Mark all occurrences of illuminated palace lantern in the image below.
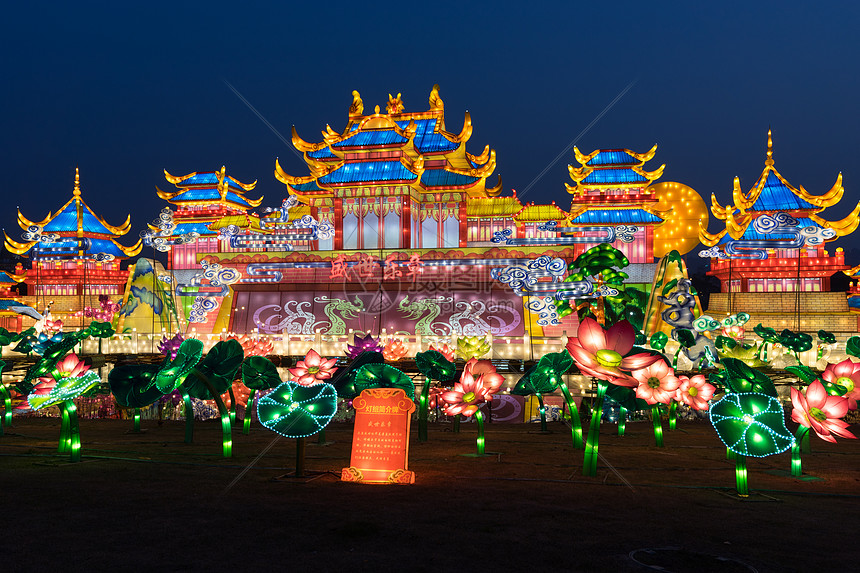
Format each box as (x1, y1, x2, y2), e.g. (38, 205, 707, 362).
(199, 85, 585, 344)
(4, 169, 142, 328)
(699, 130, 860, 332)
(0, 270, 28, 330)
(565, 146, 670, 286)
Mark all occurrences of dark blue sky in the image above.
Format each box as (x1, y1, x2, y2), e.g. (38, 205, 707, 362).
(3, 1, 859, 268)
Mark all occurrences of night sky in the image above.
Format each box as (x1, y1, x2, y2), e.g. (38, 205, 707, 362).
(3, 2, 859, 271)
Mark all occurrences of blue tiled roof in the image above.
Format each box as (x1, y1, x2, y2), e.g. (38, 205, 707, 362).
(580, 168, 647, 185)
(750, 171, 816, 211)
(172, 222, 217, 236)
(43, 201, 118, 235)
(718, 217, 820, 243)
(320, 161, 418, 184)
(308, 147, 337, 159)
(291, 180, 325, 192)
(395, 119, 458, 154)
(333, 130, 408, 148)
(0, 299, 35, 312)
(171, 188, 252, 207)
(420, 169, 480, 188)
(570, 208, 663, 225)
(177, 173, 249, 191)
(0, 271, 19, 284)
(586, 150, 639, 167)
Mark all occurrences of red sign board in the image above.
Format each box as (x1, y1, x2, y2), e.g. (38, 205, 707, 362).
(342, 388, 415, 484)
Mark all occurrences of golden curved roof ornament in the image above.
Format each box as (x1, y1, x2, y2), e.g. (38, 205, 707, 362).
(291, 126, 326, 153)
(632, 163, 665, 182)
(115, 237, 143, 257)
(567, 164, 590, 184)
(731, 176, 751, 214)
(798, 172, 844, 208)
(3, 232, 37, 255)
(485, 174, 503, 197)
(698, 221, 727, 247)
(448, 150, 496, 178)
(275, 158, 317, 186)
(810, 200, 860, 236)
(726, 210, 752, 240)
(17, 208, 52, 230)
(429, 84, 444, 110)
(386, 93, 404, 114)
(215, 166, 229, 201)
(572, 146, 598, 166)
(441, 111, 472, 144)
(630, 144, 658, 163)
(349, 90, 363, 116)
(467, 144, 491, 165)
(91, 209, 132, 235)
(400, 154, 424, 177)
(164, 169, 196, 185)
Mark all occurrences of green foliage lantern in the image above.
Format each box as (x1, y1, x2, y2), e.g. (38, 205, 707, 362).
(257, 381, 338, 438)
(710, 393, 793, 458)
(354, 363, 415, 399)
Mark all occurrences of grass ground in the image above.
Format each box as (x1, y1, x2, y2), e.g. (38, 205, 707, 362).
(2, 417, 859, 572)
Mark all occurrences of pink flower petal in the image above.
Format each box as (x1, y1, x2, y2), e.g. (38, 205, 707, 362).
(605, 320, 635, 355)
(576, 318, 607, 354)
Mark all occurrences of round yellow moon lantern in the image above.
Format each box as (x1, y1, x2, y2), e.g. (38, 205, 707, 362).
(650, 181, 708, 257)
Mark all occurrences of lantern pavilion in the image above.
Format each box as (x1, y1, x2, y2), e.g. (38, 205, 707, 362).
(197, 86, 581, 340)
(699, 130, 859, 293)
(0, 270, 27, 331)
(3, 169, 142, 327)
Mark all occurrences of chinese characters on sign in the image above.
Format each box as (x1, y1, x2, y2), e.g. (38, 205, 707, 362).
(342, 388, 416, 484)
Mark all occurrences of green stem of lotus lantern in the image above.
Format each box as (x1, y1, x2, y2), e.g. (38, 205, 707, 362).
(182, 393, 193, 443)
(537, 392, 547, 432)
(791, 426, 809, 477)
(651, 405, 664, 447)
(228, 387, 237, 424)
(65, 400, 81, 463)
(295, 436, 306, 477)
(133, 407, 141, 432)
(317, 428, 326, 445)
(59, 403, 70, 453)
(726, 446, 735, 460)
(474, 409, 486, 455)
(243, 390, 256, 435)
(618, 406, 627, 437)
(735, 454, 749, 496)
(0, 384, 12, 428)
(453, 414, 460, 433)
(801, 425, 811, 454)
(668, 401, 677, 431)
(583, 381, 607, 476)
(192, 369, 232, 458)
(672, 348, 681, 369)
(558, 383, 583, 449)
(418, 380, 430, 442)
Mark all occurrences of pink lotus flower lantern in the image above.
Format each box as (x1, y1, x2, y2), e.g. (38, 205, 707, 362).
(675, 374, 716, 410)
(428, 343, 455, 362)
(791, 380, 857, 443)
(383, 339, 408, 361)
(565, 318, 661, 385)
(221, 333, 274, 357)
(821, 359, 860, 409)
(289, 349, 338, 386)
(441, 359, 503, 417)
(630, 360, 681, 405)
(26, 353, 91, 409)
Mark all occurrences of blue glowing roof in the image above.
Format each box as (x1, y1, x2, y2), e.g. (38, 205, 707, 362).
(172, 222, 217, 236)
(333, 130, 408, 148)
(320, 161, 417, 184)
(0, 272, 19, 284)
(750, 171, 816, 211)
(43, 200, 119, 235)
(420, 169, 480, 188)
(718, 217, 820, 243)
(171, 188, 252, 207)
(307, 147, 337, 159)
(580, 168, 647, 185)
(586, 150, 639, 167)
(291, 180, 325, 192)
(177, 173, 249, 191)
(395, 119, 458, 154)
(569, 209, 663, 225)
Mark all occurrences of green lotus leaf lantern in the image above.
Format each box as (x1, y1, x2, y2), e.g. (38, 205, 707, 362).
(817, 330, 836, 344)
(753, 324, 781, 344)
(329, 351, 384, 399)
(845, 336, 860, 359)
(182, 339, 244, 399)
(649, 331, 668, 351)
(151, 338, 204, 394)
(28, 371, 101, 411)
(109, 364, 165, 408)
(415, 350, 455, 382)
(242, 356, 282, 390)
(83, 320, 116, 339)
(720, 357, 778, 397)
(710, 392, 793, 458)
(354, 363, 415, 399)
(257, 381, 338, 438)
(779, 329, 813, 353)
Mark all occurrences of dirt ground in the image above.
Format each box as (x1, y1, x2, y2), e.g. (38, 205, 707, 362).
(2, 417, 859, 572)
